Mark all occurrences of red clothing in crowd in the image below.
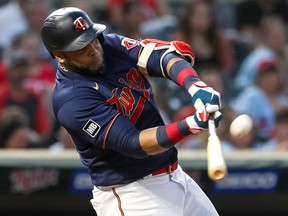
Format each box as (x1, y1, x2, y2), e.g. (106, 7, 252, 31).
(0, 85, 51, 135)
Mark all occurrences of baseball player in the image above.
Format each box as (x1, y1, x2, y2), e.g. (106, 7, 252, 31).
(41, 7, 222, 216)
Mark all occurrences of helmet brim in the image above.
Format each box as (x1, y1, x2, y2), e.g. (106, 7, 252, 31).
(61, 23, 106, 52)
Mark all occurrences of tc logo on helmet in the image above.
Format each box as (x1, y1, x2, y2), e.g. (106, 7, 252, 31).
(74, 17, 87, 30)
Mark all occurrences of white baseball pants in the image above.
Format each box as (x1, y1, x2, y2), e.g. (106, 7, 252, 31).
(91, 165, 219, 216)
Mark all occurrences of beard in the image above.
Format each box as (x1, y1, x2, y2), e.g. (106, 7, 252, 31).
(63, 56, 104, 76)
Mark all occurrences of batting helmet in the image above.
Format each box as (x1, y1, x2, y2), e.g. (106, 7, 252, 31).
(41, 7, 106, 57)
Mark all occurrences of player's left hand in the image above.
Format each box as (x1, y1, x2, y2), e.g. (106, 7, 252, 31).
(186, 104, 222, 133)
(188, 81, 221, 111)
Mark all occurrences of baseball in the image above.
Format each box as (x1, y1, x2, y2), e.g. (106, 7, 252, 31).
(229, 114, 253, 137)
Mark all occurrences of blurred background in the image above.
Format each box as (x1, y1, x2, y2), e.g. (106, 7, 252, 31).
(0, 0, 288, 215)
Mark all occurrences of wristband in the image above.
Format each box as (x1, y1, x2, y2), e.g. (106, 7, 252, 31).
(156, 120, 191, 149)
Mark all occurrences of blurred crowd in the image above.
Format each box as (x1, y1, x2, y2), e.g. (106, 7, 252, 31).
(0, 0, 288, 152)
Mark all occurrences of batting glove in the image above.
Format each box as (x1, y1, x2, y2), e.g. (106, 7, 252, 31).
(188, 81, 221, 111)
(185, 104, 222, 133)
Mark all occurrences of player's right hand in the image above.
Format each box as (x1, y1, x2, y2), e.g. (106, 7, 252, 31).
(188, 81, 221, 111)
(185, 105, 222, 133)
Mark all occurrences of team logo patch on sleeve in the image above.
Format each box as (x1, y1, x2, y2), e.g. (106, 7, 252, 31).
(121, 37, 139, 50)
(83, 119, 101, 138)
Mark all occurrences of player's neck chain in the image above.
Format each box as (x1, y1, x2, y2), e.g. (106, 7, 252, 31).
(60, 64, 68, 72)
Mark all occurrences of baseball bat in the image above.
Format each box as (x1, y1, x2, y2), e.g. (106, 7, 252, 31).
(207, 115, 227, 181)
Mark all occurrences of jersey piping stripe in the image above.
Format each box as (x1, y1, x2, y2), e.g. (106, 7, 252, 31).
(102, 113, 121, 149)
(112, 188, 125, 216)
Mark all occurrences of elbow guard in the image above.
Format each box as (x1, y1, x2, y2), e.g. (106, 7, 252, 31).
(137, 39, 195, 77)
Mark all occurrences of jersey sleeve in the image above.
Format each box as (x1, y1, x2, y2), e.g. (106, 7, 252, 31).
(56, 94, 147, 158)
(103, 34, 194, 79)
(102, 33, 143, 64)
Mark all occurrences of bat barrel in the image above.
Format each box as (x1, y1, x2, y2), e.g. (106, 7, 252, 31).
(207, 116, 227, 181)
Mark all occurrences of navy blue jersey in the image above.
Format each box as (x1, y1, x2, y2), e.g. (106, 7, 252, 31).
(53, 33, 178, 186)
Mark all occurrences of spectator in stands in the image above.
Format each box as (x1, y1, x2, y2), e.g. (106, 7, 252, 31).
(0, 60, 7, 87)
(2, 31, 57, 124)
(0, 50, 52, 136)
(62, 0, 96, 19)
(102, 0, 171, 33)
(154, 76, 191, 120)
(212, 0, 237, 31)
(219, 107, 276, 152)
(6, 31, 56, 93)
(148, 78, 172, 123)
(101, 0, 127, 33)
(216, 105, 237, 148)
(48, 126, 75, 152)
(272, 106, 288, 151)
(197, 64, 228, 102)
(0, 106, 40, 148)
(0, 0, 52, 58)
(21, 0, 51, 33)
(154, 0, 235, 118)
(105, 0, 176, 40)
(230, 59, 288, 143)
(0, 0, 56, 93)
(222, 119, 275, 151)
(118, 0, 144, 39)
(20, 0, 53, 60)
(234, 16, 288, 91)
(140, 0, 178, 40)
(235, 0, 288, 50)
(0, 0, 27, 52)
(171, 0, 235, 74)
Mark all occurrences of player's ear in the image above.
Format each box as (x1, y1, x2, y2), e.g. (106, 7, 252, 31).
(53, 51, 65, 64)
